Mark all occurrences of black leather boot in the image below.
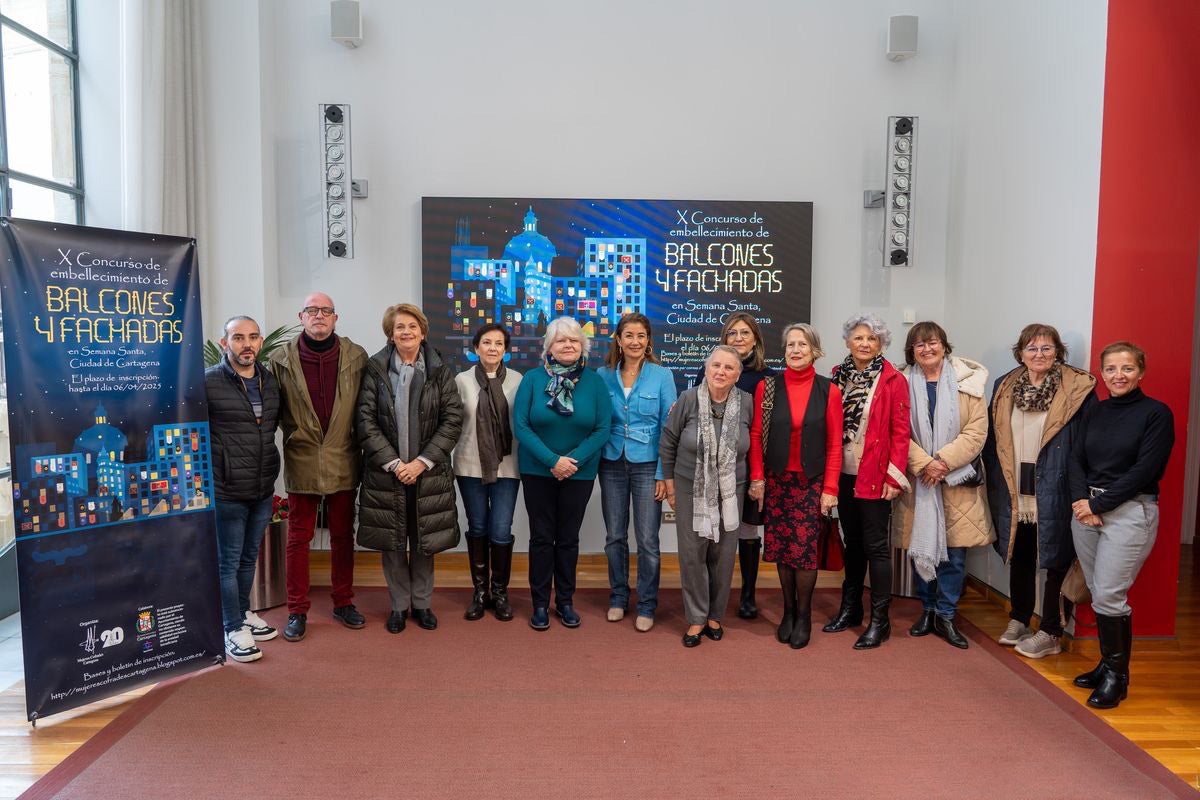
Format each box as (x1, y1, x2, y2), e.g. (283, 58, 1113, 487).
(933, 615, 970, 649)
(1073, 658, 1107, 689)
(737, 539, 762, 619)
(489, 541, 515, 621)
(464, 536, 490, 621)
(776, 565, 797, 644)
(910, 609, 936, 637)
(822, 582, 864, 633)
(789, 569, 818, 650)
(853, 595, 891, 650)
(1088, 613, 1131, 709)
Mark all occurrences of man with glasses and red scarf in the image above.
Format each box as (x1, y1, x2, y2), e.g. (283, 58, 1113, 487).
(269, 292, 369, 642)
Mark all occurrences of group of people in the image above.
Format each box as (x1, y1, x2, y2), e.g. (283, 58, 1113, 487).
(205, 297, 1174, 711)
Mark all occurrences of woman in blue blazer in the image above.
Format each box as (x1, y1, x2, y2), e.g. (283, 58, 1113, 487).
(596, 313, 678, 632)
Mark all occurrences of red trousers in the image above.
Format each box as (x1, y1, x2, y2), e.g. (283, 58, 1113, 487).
(286, 489, 357, 614)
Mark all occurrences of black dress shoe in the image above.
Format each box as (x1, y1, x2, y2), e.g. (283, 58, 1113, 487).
(910, 609, 936, 637)
(411, 608, 438, 630)
(554, 604, 581, 628)
(934, 615, 970, 649)
(703, 624, 724, 641)
(283, 613, 306, 642)
(333, 604, 366, 629)
(386, 610, 407, 634)
(682, 630, 704, 648)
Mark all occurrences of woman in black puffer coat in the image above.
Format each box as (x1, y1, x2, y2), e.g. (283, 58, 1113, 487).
(357, 303, 463, 634)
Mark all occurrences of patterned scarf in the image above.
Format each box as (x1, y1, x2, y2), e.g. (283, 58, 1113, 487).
(543, 355, 586, 416)
(833, 353, 885, 444)
(693, 384, 742, 542)
(1012, 364, 1061, 412)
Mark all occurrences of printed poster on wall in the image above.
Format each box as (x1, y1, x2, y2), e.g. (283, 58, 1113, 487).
(0, 218, 223, 721)
(422, 198, 813, 386)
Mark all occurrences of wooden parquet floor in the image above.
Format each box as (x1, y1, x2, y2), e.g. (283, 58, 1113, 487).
(0, 546, 1195, 798)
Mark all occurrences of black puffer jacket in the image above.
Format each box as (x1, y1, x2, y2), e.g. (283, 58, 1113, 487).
(356, 341, 463, 554)
(204, 359, 281, 502)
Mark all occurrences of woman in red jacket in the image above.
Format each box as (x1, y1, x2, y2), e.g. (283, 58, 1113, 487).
(748, 323, 843, 650)
(823, 313, 912, 649)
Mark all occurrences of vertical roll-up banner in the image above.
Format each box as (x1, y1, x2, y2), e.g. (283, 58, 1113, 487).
(0, 219, 223, 722)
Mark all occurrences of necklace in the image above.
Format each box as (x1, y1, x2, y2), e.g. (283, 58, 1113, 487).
(710, 400, 727, 419)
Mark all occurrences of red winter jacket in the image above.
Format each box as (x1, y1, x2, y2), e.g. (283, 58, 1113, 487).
(832, 360, 912, 500)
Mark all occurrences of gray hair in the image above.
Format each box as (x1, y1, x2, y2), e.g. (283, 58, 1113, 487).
(222, 315, 259, 337)
(541, 316, 591, 359)
(781, 322, 825, 360)
(842, 312, 892, 350)
(704, 344, 744, 372)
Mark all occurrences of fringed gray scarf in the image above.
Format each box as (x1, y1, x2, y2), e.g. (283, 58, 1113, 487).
(693, 384, 742, 542)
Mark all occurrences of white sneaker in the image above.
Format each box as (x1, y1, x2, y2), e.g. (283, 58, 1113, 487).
(244, 611, 278, 641)
(998, 619, 1033, 646)
(607, 607, 625, 622)
(1015, 629, 1062, 659)
(225, 626, 263, 663)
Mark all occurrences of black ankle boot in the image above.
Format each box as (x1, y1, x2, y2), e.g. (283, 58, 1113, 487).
(489, 541, 514, 621)
(823, 583, 864, 633)
(789, 569, 818, 650)
(776, 564, 797, 643)
(737, 539, 762, 619)
(910, 609, 936, 637)
(464, 536, 490, 621)
(854, 596, 891, 649)
(1088, 613, 1131, 709)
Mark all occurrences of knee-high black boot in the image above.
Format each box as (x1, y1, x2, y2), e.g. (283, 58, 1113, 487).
(737, 539, 762, 619)
(489, 541, 514, 621)
(790, 569, 818, 650)
(854, 595, 891, 650)
(1088, 613, 1131, 709)
(776, 564, 797, 643)
(464, 536, 490, 621)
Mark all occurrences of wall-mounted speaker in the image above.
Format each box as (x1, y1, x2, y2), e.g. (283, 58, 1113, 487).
(321, 104, 353, 259)
(883, 115, 916, 267)
(887, 15, 918, 62)
(331, 1, 362, 49)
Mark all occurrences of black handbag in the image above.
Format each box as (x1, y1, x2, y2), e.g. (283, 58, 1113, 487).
(742, 377, 776, 526)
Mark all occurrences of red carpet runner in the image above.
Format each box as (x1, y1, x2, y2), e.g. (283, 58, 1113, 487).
(22, 588, 1195, 799)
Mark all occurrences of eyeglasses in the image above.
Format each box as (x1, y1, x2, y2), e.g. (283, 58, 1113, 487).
(303, 306, 336, 317)
(725, 329, 754, 341)
(913, 339, 942, 351)
(1023, 345, 1055, 356)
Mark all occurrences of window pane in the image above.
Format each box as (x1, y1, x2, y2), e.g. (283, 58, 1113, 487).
(9, 178, 76, 223)
(2, 25, 76, 185)
(0, 0, 71, 50)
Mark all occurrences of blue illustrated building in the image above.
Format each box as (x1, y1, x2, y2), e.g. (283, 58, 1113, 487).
(443, 206, 647, 356)
(12, 404, 213, 537)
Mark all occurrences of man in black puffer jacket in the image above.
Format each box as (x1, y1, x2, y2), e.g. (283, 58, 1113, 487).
(205, 316, 282, 663)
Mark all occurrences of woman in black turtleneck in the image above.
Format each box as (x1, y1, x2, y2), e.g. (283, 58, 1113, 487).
(1068, 341, 1174, 710)
(692, 312, 775, 619)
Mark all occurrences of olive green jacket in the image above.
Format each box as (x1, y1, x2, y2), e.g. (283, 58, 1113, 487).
(268, 334, 368, 495)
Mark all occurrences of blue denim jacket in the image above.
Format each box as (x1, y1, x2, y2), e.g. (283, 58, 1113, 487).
(596, 362, 678, 479)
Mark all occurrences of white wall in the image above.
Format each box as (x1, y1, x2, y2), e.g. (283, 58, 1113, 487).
(78, 0, 1110, 566)
(944, 4, 1108, 589)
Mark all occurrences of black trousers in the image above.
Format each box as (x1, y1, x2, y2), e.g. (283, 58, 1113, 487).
(522, 474, 595, 609)
(1009, 522, 1069, 636)
(837, 473, 893, 601)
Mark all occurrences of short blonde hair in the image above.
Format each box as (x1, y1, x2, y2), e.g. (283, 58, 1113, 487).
(382, 303, 428, 340)
(542, 317, 591, 359)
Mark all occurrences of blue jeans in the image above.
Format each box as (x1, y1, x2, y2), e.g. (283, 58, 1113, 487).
(456, 476, 519, 545)
(215, 496, 274, 633)
(598, 457, 661, 617)
(914, 546, 967, 619)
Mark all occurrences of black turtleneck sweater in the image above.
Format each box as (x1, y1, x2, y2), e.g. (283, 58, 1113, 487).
(1069, 387, 1174, 515)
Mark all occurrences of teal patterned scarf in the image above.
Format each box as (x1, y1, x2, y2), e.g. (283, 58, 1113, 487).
(544, 355, 586, 416)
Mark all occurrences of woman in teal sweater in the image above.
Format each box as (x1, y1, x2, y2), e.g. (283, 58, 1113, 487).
(514, 317, 612, 630)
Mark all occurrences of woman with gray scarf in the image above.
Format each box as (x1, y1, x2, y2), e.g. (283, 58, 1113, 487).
(357, 304, 463, 634)
(891, 322, 995, 649)
(660, 345, 752, 648)
(453, 323, 522, 622)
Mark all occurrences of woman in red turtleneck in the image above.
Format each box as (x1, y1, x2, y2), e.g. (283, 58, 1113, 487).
(748, 323, 843, 649)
